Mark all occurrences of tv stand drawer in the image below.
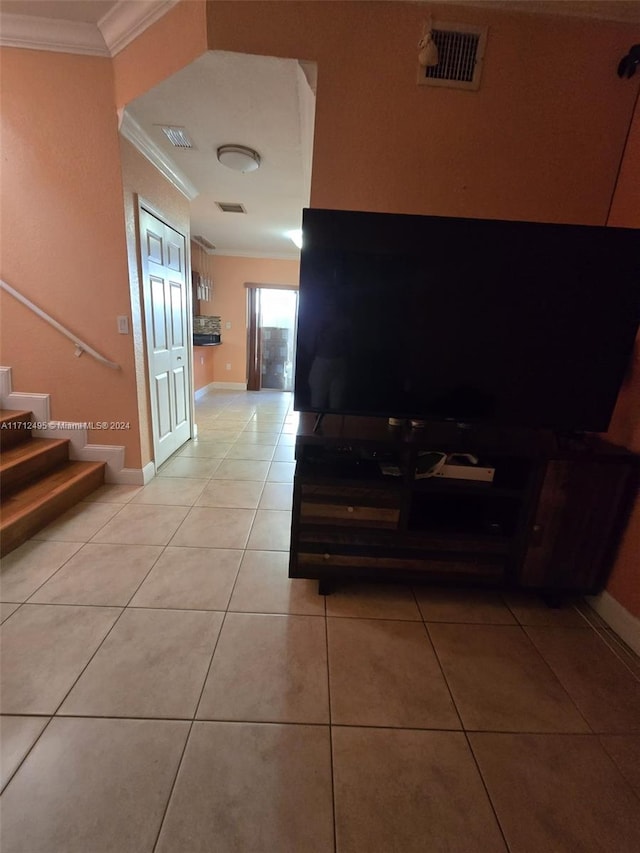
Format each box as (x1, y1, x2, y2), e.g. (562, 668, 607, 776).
(300, 502, 399, 527)
(295, 551, 505, 581)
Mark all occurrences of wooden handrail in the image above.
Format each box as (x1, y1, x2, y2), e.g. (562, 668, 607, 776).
(0, 279, 120, 370)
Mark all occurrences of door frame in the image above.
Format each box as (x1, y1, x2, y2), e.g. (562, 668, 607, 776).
(136, 197, 195, 470)
(245, 282, 299, 392)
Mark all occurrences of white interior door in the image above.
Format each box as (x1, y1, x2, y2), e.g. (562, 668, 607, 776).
(139, 207, 192, 467)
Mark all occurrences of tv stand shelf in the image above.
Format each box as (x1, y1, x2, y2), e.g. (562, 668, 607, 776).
(289, 414, 638, 595)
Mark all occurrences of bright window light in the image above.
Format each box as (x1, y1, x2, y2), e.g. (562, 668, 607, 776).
(286, 229, 303, 249)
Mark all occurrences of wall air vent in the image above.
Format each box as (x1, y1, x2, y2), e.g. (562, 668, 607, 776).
(216, 202, 247, 214)
(193, 235, 216, 252)
(418, 22, 488, 91)
(159, 126, 194, 148)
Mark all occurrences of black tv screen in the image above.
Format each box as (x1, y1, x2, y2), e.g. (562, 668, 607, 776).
(294, 208, 640, 431)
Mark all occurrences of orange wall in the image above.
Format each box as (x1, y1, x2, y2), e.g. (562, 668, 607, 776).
(119, 136, 192, 465)
(207, 1, 640, 225)
(208, 256, 300, 383)
(194, 346, 216, 391)
(604, 97, 640, 618)
(113, 0, 207, 108)
(0, 48, 142, 467)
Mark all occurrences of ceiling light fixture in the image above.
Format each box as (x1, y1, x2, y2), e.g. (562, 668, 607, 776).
(217, 145, 261, 173)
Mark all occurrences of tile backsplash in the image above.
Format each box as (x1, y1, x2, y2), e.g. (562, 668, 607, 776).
(194, 315, 222, 334)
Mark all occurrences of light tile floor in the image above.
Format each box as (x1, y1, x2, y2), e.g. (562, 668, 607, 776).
(1, 390, 640, 852)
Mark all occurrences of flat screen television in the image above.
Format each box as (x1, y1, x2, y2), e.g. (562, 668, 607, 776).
(293, 208, 640, 431)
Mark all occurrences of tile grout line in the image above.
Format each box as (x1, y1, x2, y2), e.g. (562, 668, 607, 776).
(150, 543, 246, 852)
(5, 711, 640, 738)
(0, 714, 56, 795)
(0, 563, 162, 793)
(463, 730, 513, 852)
(323, 591, 339, 853)
(417, 600, 513, 852)
(517, 623, 595, 733)
(45, 539, 171, 715)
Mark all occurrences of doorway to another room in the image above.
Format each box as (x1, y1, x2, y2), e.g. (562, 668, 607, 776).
(247, 286, 298, 392)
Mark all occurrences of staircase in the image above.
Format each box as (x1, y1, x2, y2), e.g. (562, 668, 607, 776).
(0, 409, 105, 557)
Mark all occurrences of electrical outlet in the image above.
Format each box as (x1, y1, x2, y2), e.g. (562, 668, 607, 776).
(225, 363, 231, 371)
(225, 321, 232, 330)
(117, 316, 129, 334)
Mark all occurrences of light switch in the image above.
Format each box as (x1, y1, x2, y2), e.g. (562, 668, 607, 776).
(117, 316, 129, 334)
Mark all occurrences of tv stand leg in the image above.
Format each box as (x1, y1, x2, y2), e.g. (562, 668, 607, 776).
(318, 578, 333, 596)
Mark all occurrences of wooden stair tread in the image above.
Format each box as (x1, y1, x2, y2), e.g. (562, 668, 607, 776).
(0, 408, 32, 423)
(1, 437, 70, 471)
(0, 409, 35, 449)
(1, 460, 106, 556)
(1, 460, 105, 522)
(0, 408, 106, 556)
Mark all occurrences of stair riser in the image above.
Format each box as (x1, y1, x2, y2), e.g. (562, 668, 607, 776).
(2, 443, 70, 494)
(0, 465, 105, 557)
(0, 420, 32, 450)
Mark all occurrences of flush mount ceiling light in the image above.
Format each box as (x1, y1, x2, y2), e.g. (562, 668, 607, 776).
(216, 145, 261, 173)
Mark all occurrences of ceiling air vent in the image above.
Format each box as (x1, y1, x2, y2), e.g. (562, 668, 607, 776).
(159, 126, 194, 148)
(216, 202, 247, 214)
(418, 22, 488, 91)
(193, 235, 216, 252)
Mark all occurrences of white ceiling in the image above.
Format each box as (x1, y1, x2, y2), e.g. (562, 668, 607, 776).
(124, 50, 316, 259)
(1, 0, 118, 24)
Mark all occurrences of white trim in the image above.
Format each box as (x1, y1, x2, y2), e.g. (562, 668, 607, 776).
(110, 461, 156, 486)
(0, 1, 177, 58)
(2, 392, 51, 423)
(211, 381, 248, 390)
(31, 423, 125, 482)
(0, 13, 109, 56)
(195, 381, 219, 401)
(120, 113, 199, 201)
(214, 249, 300, 261)
(586, 590, 640, 657)
(98, 0, 179, 57)
(0, 369, 52, 423)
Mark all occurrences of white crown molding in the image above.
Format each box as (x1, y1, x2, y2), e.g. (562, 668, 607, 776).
(98, 0, 179, 57)
(213, 249, 300, 261)
(0, 1, 177, 58)
(0, 13, 109, 56)
(120, 111, 199, 201)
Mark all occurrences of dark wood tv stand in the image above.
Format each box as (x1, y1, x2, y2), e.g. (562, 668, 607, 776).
(289, 414, 638, 597)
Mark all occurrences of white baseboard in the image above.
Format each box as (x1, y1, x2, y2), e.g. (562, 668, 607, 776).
(0, 367, 50, 422)
(33, 423, 126, 481)
(194, 381, 218, 400)
(585, 591, 640, 657)
(210, 381, 247, 390)
(110, 461, 156, 485)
